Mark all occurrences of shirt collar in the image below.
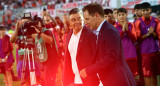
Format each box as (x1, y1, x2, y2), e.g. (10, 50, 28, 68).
(141, 16, 152, 21)
(73, 27, 83, 37)
(96, 20, 105, 32)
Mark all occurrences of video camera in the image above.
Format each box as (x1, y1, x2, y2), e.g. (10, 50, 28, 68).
(17, 13, 42, 49)
(18, 13, 41, 36)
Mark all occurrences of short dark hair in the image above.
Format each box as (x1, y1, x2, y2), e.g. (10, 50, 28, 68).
(134, 4, 142, 10)
(55, 16, 60, 19)
(69, 8, 82, 16)
(0, 25, 5, 30)
(113, 9, 118, 11)
(141, 2, 151, 9)
(104, 9, 113, 15)
(117, 8, 127, 14)
(33, 15, 44, 27)
(82, 3, 104, 17)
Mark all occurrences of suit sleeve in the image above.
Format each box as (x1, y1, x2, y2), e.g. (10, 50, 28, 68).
(86, 27, 121, 74)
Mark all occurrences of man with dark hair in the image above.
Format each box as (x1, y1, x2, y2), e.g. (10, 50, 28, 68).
(115, 8, 138, 77)
(134, 4, 143, 19)
(117, 8, 127, 14)
(80, 3, 136, 86)
(104, 9, 115, 25)
(135, 2, 160, 86)
(63, 8, 99, 86)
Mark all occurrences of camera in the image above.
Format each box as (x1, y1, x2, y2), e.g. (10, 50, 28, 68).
(17, 13, 42, 49)
(18, 13, 41, 36)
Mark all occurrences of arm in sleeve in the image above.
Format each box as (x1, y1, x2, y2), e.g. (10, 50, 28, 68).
(114, 25, 125, 38)
(86, 28, 120, 74)
(41, 30, 54, 44)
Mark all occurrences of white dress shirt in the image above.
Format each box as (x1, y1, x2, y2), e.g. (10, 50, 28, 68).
(96, 20, 105, 36)
(68, 28, 83, 84)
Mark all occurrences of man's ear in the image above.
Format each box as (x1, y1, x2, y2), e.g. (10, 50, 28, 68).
(149, 8, 152, 13)
(95, 12, 100, 18)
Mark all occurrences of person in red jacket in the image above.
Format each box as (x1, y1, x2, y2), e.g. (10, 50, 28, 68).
(0, 25, 14, 86)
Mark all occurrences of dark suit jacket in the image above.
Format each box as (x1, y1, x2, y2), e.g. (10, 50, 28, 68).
(86, 21, 136, 86)
(63, 26, 99, 86)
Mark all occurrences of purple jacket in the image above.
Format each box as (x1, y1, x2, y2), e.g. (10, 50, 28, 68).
(0, 35, 14, 63)
(115, 22, 137, 59)
(139, 17, 159, 53)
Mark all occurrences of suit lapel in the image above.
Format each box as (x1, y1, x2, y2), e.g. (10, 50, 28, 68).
(76, 27, 87, 57)
(65, 30, 73, 52)
(96, 21, 107, 50)
(92, 21, 107, 63)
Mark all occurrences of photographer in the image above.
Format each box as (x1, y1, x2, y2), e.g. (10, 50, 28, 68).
(10, 15, 60, 86)
(10, 17, 42, 86)
(31, 16, 60, 86)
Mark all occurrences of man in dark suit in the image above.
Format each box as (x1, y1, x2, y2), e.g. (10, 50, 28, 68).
(80, 3, 136, 86)
(63, 8, 99, 86)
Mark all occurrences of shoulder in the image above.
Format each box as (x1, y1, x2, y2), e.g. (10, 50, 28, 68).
(65, 30, 73, 41)
(83, 26, 94, 35)
(83, 26, 97, 39)
(43, 29, 52, 35)
(101, 22, 120, 37)
(3, 35, 10, 40)
(154, 17, 160, 23)
(134, 19, 141, 27)
(104, 21, 118, 32)
(135, 19, 141, 23)
(5, 35, 10, 38)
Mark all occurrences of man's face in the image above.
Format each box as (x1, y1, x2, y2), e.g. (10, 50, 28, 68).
(63, 15, 69, 23)
(117, 12, 127, 22)
(83, 10, 97, 30)
(44, 16, 51, 23)
(104, 13, 113, 23)
(142, 8, 151, 18)
(69, 13, 83, 31)
(113, 10, 117, 19)
(0, 29, 6, 36)
(134, 9, 142, 17)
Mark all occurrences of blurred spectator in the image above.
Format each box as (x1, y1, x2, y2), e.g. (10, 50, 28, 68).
(113, 8, 118, 21)
(55, 16, 64, 40)
(134, 4, 143, 19)
(157, 11, 160, 19)
(104, 9, 115, 25)
(62, 14, 70, 33)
